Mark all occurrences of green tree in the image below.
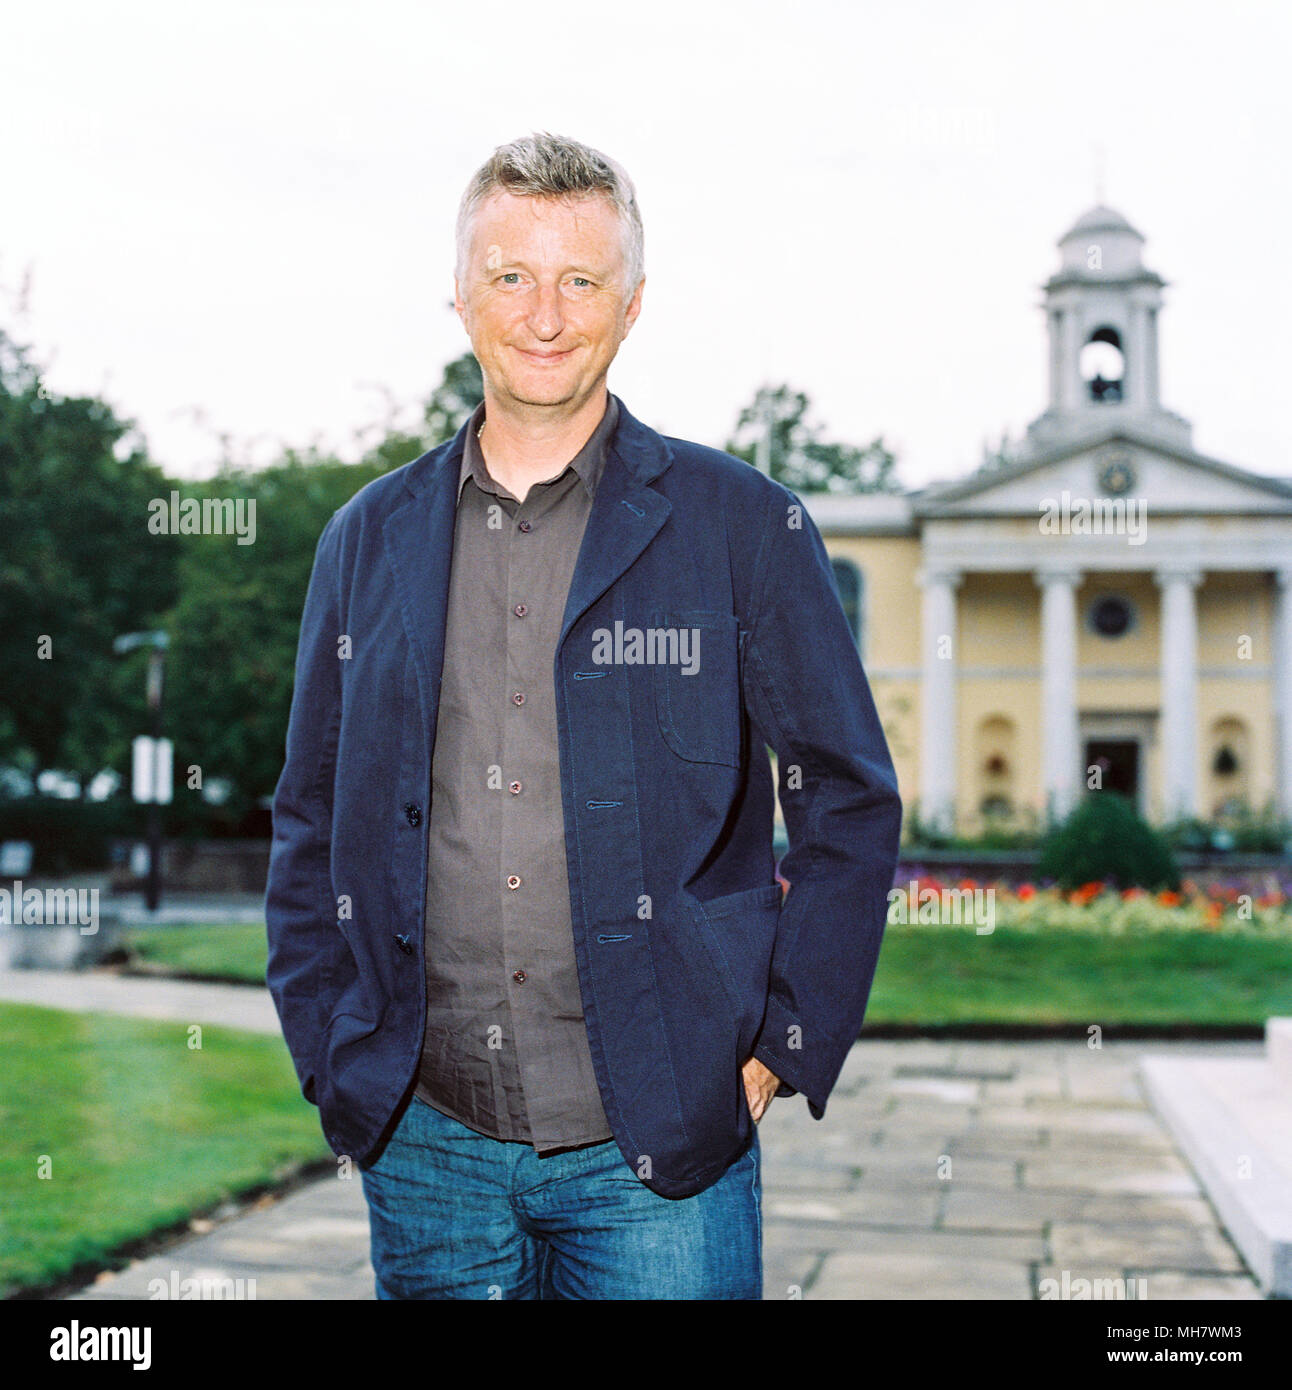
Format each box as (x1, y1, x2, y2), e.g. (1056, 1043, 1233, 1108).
(162, 453, 388, 823)
(726, 383, 899, 493)
(164, 351, 485, 815)
(0, 326, 179, 789)
(359, 351, 484, 471)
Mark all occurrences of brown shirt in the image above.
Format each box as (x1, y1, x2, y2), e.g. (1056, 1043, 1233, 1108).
(413, 391, 620, 1151)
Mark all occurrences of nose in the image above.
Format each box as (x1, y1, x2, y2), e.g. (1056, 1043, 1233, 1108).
(526, 281, 564, 341)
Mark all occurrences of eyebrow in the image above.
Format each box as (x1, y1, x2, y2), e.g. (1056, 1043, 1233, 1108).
(488, 260, 608, 278)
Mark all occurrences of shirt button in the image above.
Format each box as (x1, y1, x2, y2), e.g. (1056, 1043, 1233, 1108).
(512, 692, 525, 706)
(513, 969, 527, 984)
(506, 874, 521, 890)
(509, 781, 522, 795)
(403, 803, 421, 826)
(518, 520, 532, 533)
(513, 604, 528, 617)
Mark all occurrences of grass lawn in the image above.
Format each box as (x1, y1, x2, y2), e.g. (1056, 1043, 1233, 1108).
(866, 925, 1292, 1026)
(126, 922, 268, 984)
(0, 1002, 330, 1297)
(127, 919, 1292, 1028)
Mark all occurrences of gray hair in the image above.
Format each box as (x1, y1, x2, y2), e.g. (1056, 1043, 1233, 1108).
(454, 131, 644, 294)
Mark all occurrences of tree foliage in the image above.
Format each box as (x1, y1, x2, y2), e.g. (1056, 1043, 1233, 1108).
(726, 383, 899, 493)
(163, 353, 483, 818)
(0, 327, 179, 787)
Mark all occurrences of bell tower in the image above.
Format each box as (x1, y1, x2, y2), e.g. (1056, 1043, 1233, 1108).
(1026, 205, 1192, 451)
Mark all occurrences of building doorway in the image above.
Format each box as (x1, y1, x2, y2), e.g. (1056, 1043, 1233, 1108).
(1085, 738, 1140, 800)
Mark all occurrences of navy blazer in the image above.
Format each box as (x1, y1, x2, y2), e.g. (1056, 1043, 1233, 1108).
(265, 393, 902, 1198)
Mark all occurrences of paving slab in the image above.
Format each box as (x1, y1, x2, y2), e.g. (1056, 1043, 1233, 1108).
(813, 1251, 1031, 1300)
(1022, 1157, 1201, 1196)
(942, 1187, 1217, 1233)
(1049, 1220, 1248, 1273)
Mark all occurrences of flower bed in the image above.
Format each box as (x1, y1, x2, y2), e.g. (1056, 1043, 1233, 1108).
(891, 870, 1292, 934)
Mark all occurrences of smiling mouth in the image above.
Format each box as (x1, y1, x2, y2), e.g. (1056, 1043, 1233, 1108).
(516, 347, 573, 361)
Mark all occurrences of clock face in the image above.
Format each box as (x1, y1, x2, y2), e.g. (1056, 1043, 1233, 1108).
(1098, 452, 1136, 495)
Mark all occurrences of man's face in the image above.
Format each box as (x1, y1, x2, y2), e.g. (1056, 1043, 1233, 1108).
(455, 189, 643, 412)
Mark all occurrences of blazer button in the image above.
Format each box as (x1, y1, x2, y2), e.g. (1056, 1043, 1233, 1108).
(394, 933, 414, 955)
(404, 802, 421, 826)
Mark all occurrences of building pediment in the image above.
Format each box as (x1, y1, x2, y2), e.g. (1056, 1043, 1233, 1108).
(912, 425, 1292, 520)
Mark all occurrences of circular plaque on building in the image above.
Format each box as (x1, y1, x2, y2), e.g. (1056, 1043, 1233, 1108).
(1098, 450, 1136, 495)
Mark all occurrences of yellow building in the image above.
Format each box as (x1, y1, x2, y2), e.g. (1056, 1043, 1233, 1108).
(804, 206, 1292, 836)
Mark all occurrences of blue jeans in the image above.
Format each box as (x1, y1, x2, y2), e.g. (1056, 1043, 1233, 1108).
(358, 1095, 762, 1299)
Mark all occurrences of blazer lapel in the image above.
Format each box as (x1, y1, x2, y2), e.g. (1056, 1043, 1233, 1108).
(559, 394, 674, 648)
(381, 418, 469, 739)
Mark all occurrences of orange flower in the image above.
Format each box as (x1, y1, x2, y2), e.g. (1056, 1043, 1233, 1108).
(1156, 890, 1182, 907)
(1017, 883, 1036, 900)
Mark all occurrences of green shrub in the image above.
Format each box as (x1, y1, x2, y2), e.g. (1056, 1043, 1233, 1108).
(1038, 791, 1180, 892)
(0, 797, 132, 873)
(0, 793, 264, 874)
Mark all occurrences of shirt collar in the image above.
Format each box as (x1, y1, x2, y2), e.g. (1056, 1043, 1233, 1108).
(457, 391, 619, 503)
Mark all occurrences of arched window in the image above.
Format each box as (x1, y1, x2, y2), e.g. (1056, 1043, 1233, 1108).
(830, 557, 864, 654)
(1081, 325, 1125, 403)
(1208, 716, 1250, 818)
(976, 715, 1017, 826)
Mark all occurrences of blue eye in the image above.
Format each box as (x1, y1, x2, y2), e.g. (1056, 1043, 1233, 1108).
(501, 273, 520, 284)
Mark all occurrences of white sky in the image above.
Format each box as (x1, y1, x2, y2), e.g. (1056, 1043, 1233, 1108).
(4, 0, 1289, 487)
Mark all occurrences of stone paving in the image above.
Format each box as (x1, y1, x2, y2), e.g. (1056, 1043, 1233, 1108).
(0, 967, 277, 1033)
(0, 969, 1265, 1300)
(757, 1038, 1263, 1300)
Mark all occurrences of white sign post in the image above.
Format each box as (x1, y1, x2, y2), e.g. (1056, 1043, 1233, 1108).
(131, 736, 174, 805)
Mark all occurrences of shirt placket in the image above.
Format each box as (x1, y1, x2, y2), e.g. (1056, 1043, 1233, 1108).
(500, 490, 550, 1138)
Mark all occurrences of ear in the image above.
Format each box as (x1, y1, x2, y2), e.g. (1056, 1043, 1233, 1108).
(622, 275, 645, 336)
(453, 277, 467, 325)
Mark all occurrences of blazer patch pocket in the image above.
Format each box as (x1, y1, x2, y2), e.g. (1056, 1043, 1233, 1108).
(651, 608, 741, 767)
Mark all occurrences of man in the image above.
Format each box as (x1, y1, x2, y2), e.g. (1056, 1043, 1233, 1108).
(265, 131, 902, 1300)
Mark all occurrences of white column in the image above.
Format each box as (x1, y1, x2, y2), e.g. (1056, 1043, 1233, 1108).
(1048, 310, 1063, 409)
(1037, 567, 1082, 824)
(1155, 566, 1203, 820)
(1060, 308, 1083, 411)
(1275, 567, 1292, 822)
(1145, 306, 1161, 408)
(918, 566, 963, 834)
(1126, 299, 1149, 408)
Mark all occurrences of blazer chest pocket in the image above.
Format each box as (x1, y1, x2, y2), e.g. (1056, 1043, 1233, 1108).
(651, 608, 741, 767)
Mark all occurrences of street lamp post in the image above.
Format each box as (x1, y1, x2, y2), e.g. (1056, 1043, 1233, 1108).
(114, 631, 170, 912)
